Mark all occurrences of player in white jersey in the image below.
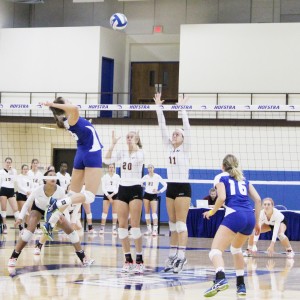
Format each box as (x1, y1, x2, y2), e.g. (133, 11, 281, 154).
(16, 164, 32, 230)
(100, 164, 120, 235)
(8, 170, 94, 267)
(27, 158, 44, 233)
(41, 98, 102, 240)
(153, 93, 191, 273)
(56, 161, 71, 193)
(141, 164, 167, 236)
(0, 157, 19, 234)
(105, 130, 145, 273)
(245, 197, 294, 258)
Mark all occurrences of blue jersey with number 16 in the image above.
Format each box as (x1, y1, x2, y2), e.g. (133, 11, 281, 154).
(214, 172, 253, 211)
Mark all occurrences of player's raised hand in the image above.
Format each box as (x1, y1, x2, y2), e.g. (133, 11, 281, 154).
(153, 93, 164, 105)
(178, 94, 189, 105)
(112, 130, 121, 145)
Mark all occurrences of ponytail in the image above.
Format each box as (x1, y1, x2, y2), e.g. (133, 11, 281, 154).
(50, 97, 66, 128)
(222, 154, 244, 181)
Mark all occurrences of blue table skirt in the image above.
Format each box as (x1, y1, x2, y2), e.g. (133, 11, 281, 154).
(187, 208, 300, 241)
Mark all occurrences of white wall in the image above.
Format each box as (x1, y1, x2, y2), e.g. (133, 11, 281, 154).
(179, 23, 300, 93)
(0, 27, 101, 93)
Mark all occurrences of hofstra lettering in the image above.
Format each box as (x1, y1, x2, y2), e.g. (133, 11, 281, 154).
(258, 105, 280, 110)
(214, 105, 236, 110)
(171, 105, 192, 110)
(10, 104, 29, 108)
(129, 105, 150, 109)
(88, 104, 108, 109)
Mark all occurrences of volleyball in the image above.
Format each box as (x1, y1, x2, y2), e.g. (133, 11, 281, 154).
(110, 13, 128, 30)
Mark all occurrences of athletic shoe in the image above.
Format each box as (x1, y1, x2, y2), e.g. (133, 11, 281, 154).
(99, 227, 105, 235)
(164, 255, 177, 272)
(173, 257, 187, 273)
(237, 283, 246, 296)
(133, 262, 145, 274)
(33, 247, 41, 255)
(82, 258, 95, 267)
(112, 228, 118, 235)
(3, 224, 7, 234)
(88, 228, 95, 234)
(152, 229, 158, 236)
(144, 229, 152, 236)
(121, 262, 134, 273)
(243, 249, 252, 257)
(42, 222, 54, 241)
(35, 228, 43, 235)
(45, 197, 58, 222)
(286, 250, 295, 259)
(8, 258, 17, 267)
(204, 278, 229, 297)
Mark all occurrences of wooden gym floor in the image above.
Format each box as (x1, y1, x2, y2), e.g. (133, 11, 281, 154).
(0, 220, 299, 300)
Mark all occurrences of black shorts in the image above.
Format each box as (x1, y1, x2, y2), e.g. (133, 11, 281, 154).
(0, 187, 15, 198)
(118, 185, 143, 204)
(16, 192, 27, 201)
(269, 218, 287, 230)
(166, 183, 191, 199)
(31, 201, 45, 216)
(143, 192, 158, 201)
(103, 192, 118, 201)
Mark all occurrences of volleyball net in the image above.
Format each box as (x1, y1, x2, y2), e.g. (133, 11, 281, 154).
(1, 102, 300, 208)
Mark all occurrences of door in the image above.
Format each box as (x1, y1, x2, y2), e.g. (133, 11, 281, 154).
(53, 148, 76, 174)
(130, 62, 179, 119)
(100, 57, 114, 118)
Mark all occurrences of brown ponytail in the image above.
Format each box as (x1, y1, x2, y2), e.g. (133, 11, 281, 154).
(50, 97, 66, 128)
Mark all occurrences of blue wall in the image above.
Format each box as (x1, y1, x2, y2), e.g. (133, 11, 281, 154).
(86, 168, 300, 223)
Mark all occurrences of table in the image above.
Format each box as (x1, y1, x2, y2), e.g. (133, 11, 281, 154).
(187, 208, 300, 241)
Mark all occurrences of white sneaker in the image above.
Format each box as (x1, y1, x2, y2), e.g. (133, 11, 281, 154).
(8, 258, 17, 267)
(88, 228, 95, 234)
(152, 230, 158, 236)
(3, 224, 7, 234)
(33, 247, 41, 255)
(173, 257, 187, 273)
(286, 250, 295, 259)
(82, 258, 95, 267)
(243, 249, 252, 257)
(121, 262, 134, 273)
(35, 228, 43, 235)
(112, 228, 118, 235)
(133, 262, 145, 274)
(144, 230, 152, 236)
(99, 227, 105, 235)
(164, 255, 177, 272)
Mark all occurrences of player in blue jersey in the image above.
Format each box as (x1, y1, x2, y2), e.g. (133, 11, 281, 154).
(202, 154, 261, 297)
(41, 97, 103, 239)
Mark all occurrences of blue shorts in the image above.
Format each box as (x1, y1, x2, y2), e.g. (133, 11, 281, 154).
(73, 149, 102, 170)
(221, 210, 255, 235)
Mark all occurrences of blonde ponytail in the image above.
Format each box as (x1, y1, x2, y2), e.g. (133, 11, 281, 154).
(222, 154, 244, 181)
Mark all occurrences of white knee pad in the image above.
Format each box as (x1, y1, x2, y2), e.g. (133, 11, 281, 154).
(101, 213, 107, 219)
(118, 228, 128, 239)
(20, 229, 33, 242)
(86, 213, 92, 220)
(176, 221, 187, 233)
(230, 245, 242, 255)
(209, 249, 222, 261)
(278, 233, 287, 241)
(145, 214, 151, 220)
(1, 211, 7, 218)
(112, 213, 118, 219)
(131, 227, 142, 239)
(152, 213, 158, 220)
(84, 190, 95, 204)
(68, 230, 80, 244)
(169, 221, 176, 232)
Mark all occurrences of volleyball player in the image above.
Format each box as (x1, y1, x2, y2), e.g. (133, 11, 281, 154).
(8, 170, 94, 267)
(202, 154, 261, 297)
(153, 93, 191, 273)
(105, 130, 145, 273)
(56, 162, 71, 193)
(141, 164, 167, 236)
(16, 164, 32, 230)
(28, 158, 44, 233)
(41, 97, 102, 239)
(0, 157, 19, 234)
(244, 197, 295, 258)
(100, 163, 120, 235)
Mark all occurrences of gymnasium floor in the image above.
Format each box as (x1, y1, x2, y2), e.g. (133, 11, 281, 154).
(0, 221, 299, 300)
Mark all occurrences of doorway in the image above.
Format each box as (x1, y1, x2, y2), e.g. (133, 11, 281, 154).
(53, 148, 76, 174)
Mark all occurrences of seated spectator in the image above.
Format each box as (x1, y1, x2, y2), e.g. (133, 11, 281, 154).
(203, 188, 217, 207)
